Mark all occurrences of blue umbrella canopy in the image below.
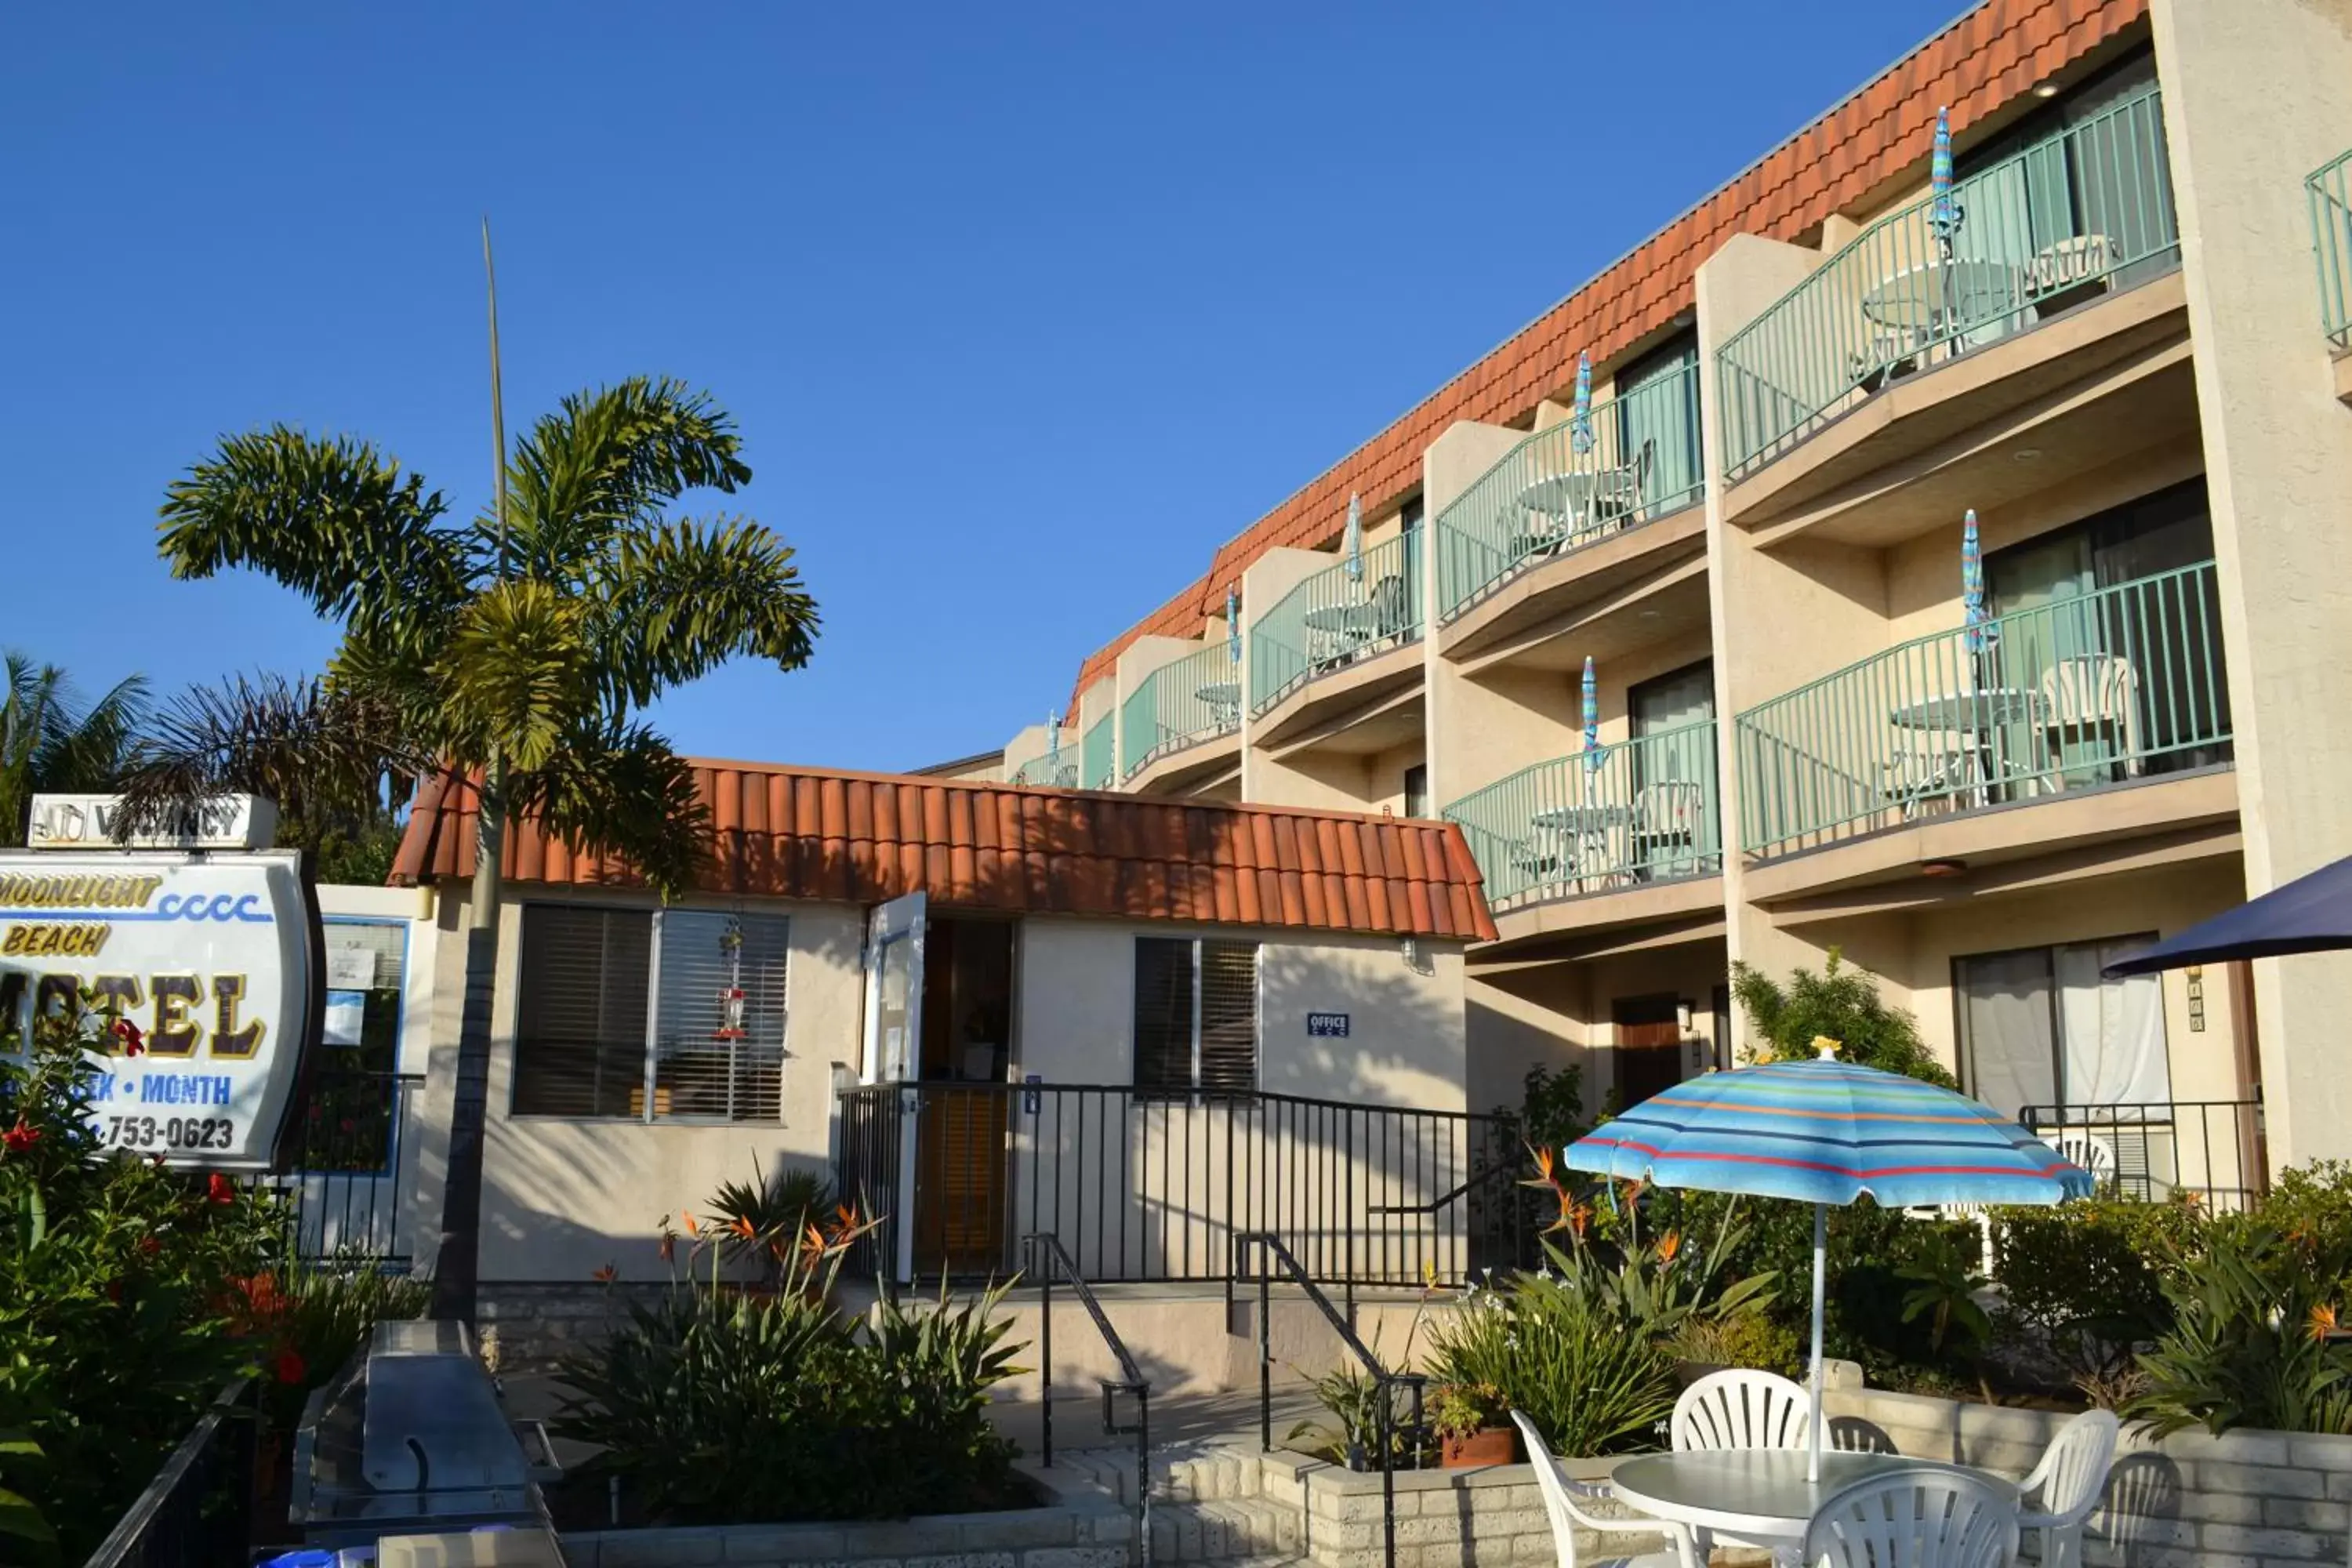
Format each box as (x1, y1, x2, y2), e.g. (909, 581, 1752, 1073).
(1570, 351, 1595, 456)
(1931, 105, 1960, 244)
(2107, 851, 2352, 973)
(1342, 492, 1364, 584)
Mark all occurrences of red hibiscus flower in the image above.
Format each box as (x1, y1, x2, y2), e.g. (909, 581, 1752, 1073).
(113, 1018, 145, 1057)
(137, 1234, 162, 1258)
(274, 1348, 307, 1385)
(207, 1173, 236, 1205)
(2, 1120, 38, 1154)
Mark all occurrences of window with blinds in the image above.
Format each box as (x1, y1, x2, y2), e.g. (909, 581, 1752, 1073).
(652, 911, 789, 1122)
(511, 905, 789, 1123)
(1132, 937, 1258, 1094)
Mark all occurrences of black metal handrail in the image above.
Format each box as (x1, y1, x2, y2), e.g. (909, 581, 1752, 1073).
(1025, 1232, 1152, 1568)
(1235, 1231, 1425, 1568)
(837, 1080, 1519, 1291)
(2016, 1095, 2264, 1211)
(81, 1378, 256, 1568)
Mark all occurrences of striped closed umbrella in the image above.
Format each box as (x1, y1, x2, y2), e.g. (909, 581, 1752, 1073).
(1566, 1047, 2089, 1480)
(1225, 584, 1242, 666)
(1343, 492, 1364, 584)
(1570, 351, 1595, 456)
(1931, 106, 1961, 245)
(1580, 655, 1600, 775)
(1962, 508, 1997, 653)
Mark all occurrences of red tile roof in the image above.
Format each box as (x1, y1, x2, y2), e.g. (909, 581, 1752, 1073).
(1069, 0, 2147, 710)
(389, 760, 1500, 942)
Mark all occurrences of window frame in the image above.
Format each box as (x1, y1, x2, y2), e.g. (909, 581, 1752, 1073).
(1951, 931, 2165, 1114)
(509, 901, 793, 1126)
(1131, 935, 1261, 1097)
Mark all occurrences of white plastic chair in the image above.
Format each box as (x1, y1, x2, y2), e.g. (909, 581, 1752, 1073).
(1804, 1468, 2020, 1568)
(2018, 1410, 2120, 1568)
(2042, 1131, 2118, 1188)
(1671, 1369, 1813, 1453)
(1509, 1411, 1698, 1568)
(2039, 654, 2141, 777)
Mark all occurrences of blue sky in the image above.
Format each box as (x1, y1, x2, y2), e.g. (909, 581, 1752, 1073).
(3, 3, 1959, 773)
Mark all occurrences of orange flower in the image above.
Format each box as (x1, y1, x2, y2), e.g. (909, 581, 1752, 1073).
(1619, 1178, 1648, 1208)
(591, 1262, 618, 1283)
(682, 1211, 700, 1237)
(731, 1214, 757, 1240)
(1657, 1230, 1682, 1265)
(1530, 1145, 1556, 1182)
(2310, 1303, 2340, 1344)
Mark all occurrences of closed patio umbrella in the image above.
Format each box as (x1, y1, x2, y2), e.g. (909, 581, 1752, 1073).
(1565, 1047, 2092, 1483)
(1581, 655, 1600, 775)
(1225, 585, 1242, 666)
(1571, 351, 1595, 456)
(1931, 105, 1961, 249)
(1962, 508, 1996, 652)
(1343, 492, 1364, 585)
(2105, 852, 2352, 973)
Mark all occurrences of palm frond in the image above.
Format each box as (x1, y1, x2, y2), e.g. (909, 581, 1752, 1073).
(499, 378, 752, 577)
(504, 720, 711, 902)
(433, 579, 593, 772)
(111, 672, 426, 837)
(36, 672, 150, 791)
(590, 516, 820, 708)
(158, 427, 475, 652)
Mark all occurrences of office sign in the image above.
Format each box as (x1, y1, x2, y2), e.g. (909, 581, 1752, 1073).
(0, 849, 318, 1171)
(1307, 1011, 1351, 1038)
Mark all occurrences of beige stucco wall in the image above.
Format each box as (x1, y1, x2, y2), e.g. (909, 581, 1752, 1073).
(2151, 0, 2352, 1167)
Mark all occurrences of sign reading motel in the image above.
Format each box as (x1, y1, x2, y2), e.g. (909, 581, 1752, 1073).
(1, 796, 318, 1171)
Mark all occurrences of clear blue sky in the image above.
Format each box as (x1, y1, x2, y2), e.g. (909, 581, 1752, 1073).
(3, 3, 1959, 773)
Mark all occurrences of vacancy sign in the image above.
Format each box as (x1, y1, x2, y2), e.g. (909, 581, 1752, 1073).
(0, 842, 317, 1171)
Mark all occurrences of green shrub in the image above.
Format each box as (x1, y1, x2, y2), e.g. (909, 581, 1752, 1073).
(1730, 951, 1955, 1087)
(1992, 1200, 2202, 1377)
(2132, 1218, 2352, 1436)
(1427, 1276, 1679, 1456)
(554, 1221, 1025, 1522)
(1664, 1311, 1805, 1380)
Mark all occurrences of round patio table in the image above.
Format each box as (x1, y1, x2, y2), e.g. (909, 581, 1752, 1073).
(1888, 688, 2042, 731)
(1611, 1450, 2019, 1561)
(1860, 258, 2024, 334)
(1530, 804, 1633, 836)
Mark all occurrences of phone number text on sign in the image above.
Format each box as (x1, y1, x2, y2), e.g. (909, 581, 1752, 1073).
(0, 850, 315, 1171)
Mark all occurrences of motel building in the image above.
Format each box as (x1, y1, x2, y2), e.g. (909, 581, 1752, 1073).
(336, 0, 2352, 1324)
(980, 0, 2352, 1211)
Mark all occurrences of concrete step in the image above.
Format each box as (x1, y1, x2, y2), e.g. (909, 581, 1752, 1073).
(1149, 1497, 1304, 1563)
(1052, 1440, 1271, 1506)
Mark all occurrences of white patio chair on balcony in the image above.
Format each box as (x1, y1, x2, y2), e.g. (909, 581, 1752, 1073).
(1589, 439, 1655, 531)
(1511, 1411, 1699, 1568)
(1882, 743, 1981, 820)
(2038, 654, 2140, 781)
(1632, 780, 1706, 879)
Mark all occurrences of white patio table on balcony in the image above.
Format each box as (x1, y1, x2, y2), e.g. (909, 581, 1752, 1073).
(1195, 681, 1241, 725)
(1860, 256, 2025, 337)
(1512, 465, 1640, 548)
(1303, 600, 1384, 657)
(1886, 687, 2049, 811)
(1611, 1450, 2020, 1566)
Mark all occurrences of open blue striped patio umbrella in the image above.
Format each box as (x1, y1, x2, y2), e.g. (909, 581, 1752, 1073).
(1570, 351, 1595, 455)
(1566, 1047, 2090, 1480)
(1580, 656, 1600, 775)
(1931, 106, 1960, 247)
(1343, 492, 1364, 584)
(1962, 508, 1996, 652)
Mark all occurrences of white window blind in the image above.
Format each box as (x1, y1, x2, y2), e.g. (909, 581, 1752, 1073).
(652, 911, 789, 1123)
(514, 905, 789, 1123)
(1132, 937, 1258, 1094)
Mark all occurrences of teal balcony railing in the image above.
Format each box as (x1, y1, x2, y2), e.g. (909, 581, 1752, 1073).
(1120, 641, 1240, 779)
(1442, 720, 1721, 909)
(1735, 561, 2231, 858)
(1249, 532, 1423, 715)
(2308, 147, 2352, 351)
(1718, 85, 2177, 480)
(1081, 713, 1114, 790)
(1434, 361, 1704, 622)
(1011, 740, 1079, 788)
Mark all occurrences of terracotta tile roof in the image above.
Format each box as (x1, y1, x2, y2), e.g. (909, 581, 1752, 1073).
(1068, 0, 2146, 710)
(389, 760, 1500, 942)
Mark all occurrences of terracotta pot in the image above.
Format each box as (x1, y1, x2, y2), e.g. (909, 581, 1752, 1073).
(1440, 1426, 1518, 1468)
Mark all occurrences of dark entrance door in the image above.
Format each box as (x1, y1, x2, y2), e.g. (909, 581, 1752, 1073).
(912, 917, 1016, 1276)
(1612, 993, 1686, 1109)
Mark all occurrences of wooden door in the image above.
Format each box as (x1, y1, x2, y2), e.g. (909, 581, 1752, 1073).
(1612, 993, 1686, 1109)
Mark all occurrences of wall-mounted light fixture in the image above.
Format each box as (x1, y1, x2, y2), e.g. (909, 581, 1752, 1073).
(1675, 999, 1695, 1035)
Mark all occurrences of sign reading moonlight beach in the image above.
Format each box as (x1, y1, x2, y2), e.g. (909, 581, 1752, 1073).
(0, 806, 320, 1171)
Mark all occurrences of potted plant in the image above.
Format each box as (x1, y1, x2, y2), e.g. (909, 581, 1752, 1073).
(1430, 1381, 1515, 1468)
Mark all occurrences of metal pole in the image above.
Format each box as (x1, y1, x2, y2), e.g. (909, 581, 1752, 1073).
(1038, 1238, 1054, 1468)
(1257, 1240, 1272, 1454)
(1808, 1202, 1828, 1485)
(1137, 1386, 1153, 1568)
(1378, 1387, 1397, 1568)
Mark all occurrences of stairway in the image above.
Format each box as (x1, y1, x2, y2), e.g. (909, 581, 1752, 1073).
(1044, 1439, 1308, 1566)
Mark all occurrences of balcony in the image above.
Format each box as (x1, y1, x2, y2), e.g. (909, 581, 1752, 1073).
(1249, 532, 1423, 716)
(1080, 713, 1114, 790)
(1010, 750, 1078, 788)
(1735, 561, 2233, 867)
(1443, 720, 1721, 918)
(1434, 362, 1706, 641)
(2309, 147, 2352, 402)
(1717, 86, 2181, 506)
(1120, 641, 1240, 789)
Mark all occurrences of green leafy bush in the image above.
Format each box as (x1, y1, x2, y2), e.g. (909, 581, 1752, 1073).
(2132, 1218, 2352, 1436)
(1992, 1200, 2203, 1378)
(0, 1003, 286, 1560)
(1664, 1310, 1804, 1379)
(555, 1220, 1026, 1522)
(1730, 951, 1955, 1086)
(1428, 1275, 1678, 1456)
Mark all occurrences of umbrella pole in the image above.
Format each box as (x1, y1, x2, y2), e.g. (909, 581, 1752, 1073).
(1809, 1202, 1827, 1485)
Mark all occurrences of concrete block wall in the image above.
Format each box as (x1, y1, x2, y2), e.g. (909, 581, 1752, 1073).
(1264, 1449, 1662, 1568)
(557, 1495, 1136, 1568)
(1824, 1388, 2352, 1568)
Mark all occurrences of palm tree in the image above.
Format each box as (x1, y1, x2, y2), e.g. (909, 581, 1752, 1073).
(154, 378, 818, 1319)
(0, 656, 150, 846)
